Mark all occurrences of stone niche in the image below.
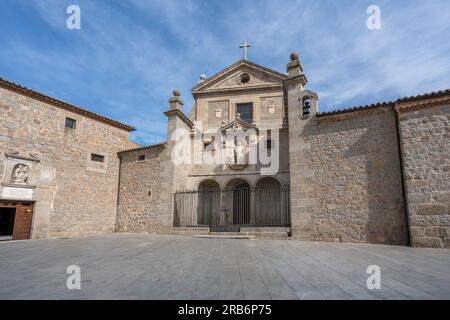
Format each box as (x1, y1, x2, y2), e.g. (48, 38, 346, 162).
(1, 152, 40, 200)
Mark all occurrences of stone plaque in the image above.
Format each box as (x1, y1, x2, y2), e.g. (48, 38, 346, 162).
(268, 105, 275, 114)
(1, 186, 34, 200)
(39, 168, 55, 183)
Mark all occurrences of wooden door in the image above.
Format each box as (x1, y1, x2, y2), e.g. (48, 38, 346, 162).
(12, 203, 34, 240)
(0, 202, 34, 240)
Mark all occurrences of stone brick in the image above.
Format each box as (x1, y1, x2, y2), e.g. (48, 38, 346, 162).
(425, 227, 446, 237)
(416, 204, 448, 215)
(443, 238, 450, 248)
(412, 237, 443, 248)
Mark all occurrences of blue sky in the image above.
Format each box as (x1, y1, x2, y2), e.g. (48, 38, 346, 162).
(1, 0, 449, 145)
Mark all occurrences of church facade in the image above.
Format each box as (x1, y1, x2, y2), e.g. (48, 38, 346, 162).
(1, 52, 449, 248)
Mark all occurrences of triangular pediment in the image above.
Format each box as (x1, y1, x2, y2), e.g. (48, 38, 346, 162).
(220, 117, 258, 132)
(192, 60, 287, 94)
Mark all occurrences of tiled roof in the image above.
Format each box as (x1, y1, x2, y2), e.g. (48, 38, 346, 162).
(317, 88, 450, 118)
(396, 88, 450, 103)
(0, 76, 135, 132)
(316, 101, 394, 117)
(118, 142, 167, 154)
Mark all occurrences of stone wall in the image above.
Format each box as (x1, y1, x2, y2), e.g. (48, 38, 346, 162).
(116, 145, 166, 233)
(398, 103, 450, 248)
(307, 109, 407, 244)
(0, 86, 135, 238)
(289, 101, 408, 244)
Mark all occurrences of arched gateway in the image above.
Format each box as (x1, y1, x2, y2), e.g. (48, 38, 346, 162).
(225, 179, 251, 226)
(197, 180, 220, 226)
(174, 177, 290, 231)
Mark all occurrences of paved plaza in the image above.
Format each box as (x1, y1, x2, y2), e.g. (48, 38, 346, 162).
(0, 234, 449, 300)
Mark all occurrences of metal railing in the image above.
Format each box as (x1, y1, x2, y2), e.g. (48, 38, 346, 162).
(173, 185, 290, 228)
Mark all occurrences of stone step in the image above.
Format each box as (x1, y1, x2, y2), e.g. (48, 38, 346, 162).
(250, 232, 289, 240)
(193, 234, 255, 240)
(193, 232, 289, 240)
(208, 232, 249, 236)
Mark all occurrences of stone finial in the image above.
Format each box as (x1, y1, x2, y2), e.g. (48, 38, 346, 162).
(199, 74, 207, 82)
(169, 89, 184, 110)
(236, 113, 241, 119)
(287, 50, 303, 78)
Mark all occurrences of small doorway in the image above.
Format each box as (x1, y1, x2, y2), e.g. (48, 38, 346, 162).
(0, 202, 34, 241)
(0, 208, 16, 240)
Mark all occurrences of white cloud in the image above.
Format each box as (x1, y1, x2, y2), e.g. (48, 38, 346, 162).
(3, 0, 450, 143)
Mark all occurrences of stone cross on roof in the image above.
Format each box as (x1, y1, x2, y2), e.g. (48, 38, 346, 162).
(239, 40, 251, 60)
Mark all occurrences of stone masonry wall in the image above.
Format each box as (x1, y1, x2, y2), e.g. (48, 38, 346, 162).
(0, 86, 135, 238)
(116, 145, 166, 233)
(292, 107, 408, 244)
(398, 103, 450, 248)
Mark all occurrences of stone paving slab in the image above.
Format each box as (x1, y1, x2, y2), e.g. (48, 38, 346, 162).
(0, 233, 449, 300)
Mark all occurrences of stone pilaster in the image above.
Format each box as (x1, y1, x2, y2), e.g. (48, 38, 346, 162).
(284, 52, 318, 239)
(158, 90, 192, 233)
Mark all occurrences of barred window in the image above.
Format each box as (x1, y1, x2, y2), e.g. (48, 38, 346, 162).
(65, 117, 76, 129)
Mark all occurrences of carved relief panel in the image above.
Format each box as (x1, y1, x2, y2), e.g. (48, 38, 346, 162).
(3, 153, 39, 186)
(1, 152, 40, 200)
(11, 163, 30, 184)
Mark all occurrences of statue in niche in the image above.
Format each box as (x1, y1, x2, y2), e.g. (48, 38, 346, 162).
(226, 144, 235, 165)
(236, 140, 246, 164)
(225, 138, 247, 169)
(11, 163, 29, 184)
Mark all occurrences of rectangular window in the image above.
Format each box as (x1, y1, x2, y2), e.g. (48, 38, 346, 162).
(138, 155, 145, 161)
(236, 103, 253, 124)
(91, 153, 105, 163)
(65, 117, 76, 129)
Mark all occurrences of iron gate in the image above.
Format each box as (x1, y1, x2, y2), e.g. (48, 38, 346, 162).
(173, 185, 290, 228)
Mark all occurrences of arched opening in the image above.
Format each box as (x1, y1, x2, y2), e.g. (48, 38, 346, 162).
(225, 179, 251, 226)
(174, 177, 290, 229)
(302, 96, 311, 117)
(198, 180, 220, 226)
(198, 179, 220, 192)
(255, 177, 281, 188)
(255, 177, 286, 226)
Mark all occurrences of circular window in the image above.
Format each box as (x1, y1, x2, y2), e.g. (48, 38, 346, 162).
(239, 73, 251, 84)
